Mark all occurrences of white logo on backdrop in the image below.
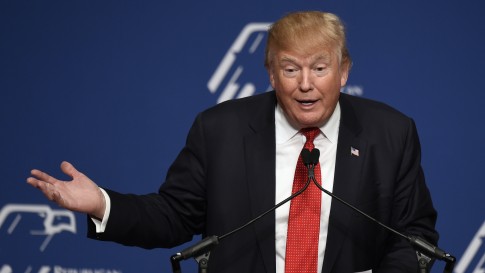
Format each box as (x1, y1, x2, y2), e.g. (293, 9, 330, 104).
(341, 85, 363, 96)
(0, 265, 12, 273)
(455, 220, 485, 273)
(1, 264, 121, 273)
(0, 204, 76, 252)
(208, 23, 271, 103)
(207, 23, 364, 104)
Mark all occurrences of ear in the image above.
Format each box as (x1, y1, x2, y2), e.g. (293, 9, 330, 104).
(267, 66, 276, 89)
(340, 60, 351, 87)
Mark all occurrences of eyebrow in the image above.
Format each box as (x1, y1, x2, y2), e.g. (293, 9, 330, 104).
(279, 53, 332, 65)
(279, 56, 298, 63)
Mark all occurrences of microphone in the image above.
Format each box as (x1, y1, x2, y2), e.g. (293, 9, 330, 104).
(170, 235, 219, 273)
(301, 148, 456, 273)
(301, 148, 319, 181)
(170, 148, 314, 273)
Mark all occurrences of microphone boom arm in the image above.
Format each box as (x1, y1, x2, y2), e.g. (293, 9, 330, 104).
(170, 157, 315, 273)
(305, 148, 456, 273)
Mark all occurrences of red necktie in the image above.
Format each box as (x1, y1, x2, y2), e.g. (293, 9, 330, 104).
(285, 127, 322, 273)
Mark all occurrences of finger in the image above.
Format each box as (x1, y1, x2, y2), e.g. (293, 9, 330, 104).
(27, 174, 67, 208)
(49, 189, 62, 203)
(26, 176, 43, 188)
(29, 169, 60, 185)
(60, 161, 82, 179)
(28, 178, 54, 198)
(42, 184, 62, 204)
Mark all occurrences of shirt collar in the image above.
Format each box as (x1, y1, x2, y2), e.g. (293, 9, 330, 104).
(275, 101, 341, 144)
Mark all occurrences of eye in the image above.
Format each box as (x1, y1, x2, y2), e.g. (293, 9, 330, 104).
(283, 66, 299, 77)
(314, 65, 328, 75)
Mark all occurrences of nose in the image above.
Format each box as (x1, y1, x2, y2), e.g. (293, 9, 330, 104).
(299, 69, 313, 92)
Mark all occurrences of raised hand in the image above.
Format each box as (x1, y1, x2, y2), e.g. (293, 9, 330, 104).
(27, 161, 106, 219)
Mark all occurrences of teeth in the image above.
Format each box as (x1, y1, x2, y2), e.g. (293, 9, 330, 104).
(297, 98, 316, 105)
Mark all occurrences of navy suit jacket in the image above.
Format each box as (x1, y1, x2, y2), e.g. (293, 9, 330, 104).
(88, 91, 438, 273)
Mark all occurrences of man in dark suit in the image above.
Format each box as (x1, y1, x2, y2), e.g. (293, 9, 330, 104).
(27, 11, 438, 273)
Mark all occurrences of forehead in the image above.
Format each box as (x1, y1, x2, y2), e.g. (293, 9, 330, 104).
(275, 49, 335, 65)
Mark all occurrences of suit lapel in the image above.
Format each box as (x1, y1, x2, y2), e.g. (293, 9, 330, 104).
(244, 92, 277, 273)
(322, 94, 368, 273)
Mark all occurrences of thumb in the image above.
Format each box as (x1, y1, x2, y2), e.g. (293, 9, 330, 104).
(60, 161, 82, 179)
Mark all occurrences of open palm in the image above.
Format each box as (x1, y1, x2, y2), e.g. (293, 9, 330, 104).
(27, 161, 106, 219)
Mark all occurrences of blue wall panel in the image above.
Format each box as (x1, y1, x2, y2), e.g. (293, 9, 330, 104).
(1, 1, 484, 272)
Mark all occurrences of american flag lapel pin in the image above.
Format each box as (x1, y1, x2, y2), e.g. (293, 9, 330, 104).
(350, 146, 360, 157)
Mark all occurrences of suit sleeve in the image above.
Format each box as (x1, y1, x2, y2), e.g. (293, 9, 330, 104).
(87, 113, 208, 249)
(377, 118, 439, 272)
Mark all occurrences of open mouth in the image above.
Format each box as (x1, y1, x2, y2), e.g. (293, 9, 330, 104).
(297, 99, 317, 106)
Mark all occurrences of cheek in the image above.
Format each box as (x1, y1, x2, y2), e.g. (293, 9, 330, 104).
(274, 76, 297, 92)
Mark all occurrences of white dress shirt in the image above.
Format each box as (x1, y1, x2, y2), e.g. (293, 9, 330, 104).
(275, 102, 340, 273)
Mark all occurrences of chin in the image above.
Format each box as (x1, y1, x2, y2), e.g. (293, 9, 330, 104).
(298, 116, 325, 127)
(296, 121, 321, 129)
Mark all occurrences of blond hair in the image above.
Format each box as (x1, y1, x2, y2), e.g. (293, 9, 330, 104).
(265, 11, 351, 68)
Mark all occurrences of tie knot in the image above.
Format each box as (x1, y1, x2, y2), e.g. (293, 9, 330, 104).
(300, 127, 320, 149)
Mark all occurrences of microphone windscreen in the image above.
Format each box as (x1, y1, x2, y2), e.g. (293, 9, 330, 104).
(311, 148, 320, 164)
(301, 149, 312, 166)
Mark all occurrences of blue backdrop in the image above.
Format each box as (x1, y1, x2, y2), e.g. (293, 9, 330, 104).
(1, 1, 484, 272)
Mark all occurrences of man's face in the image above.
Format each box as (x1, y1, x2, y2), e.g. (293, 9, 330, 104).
(268, 47, 349, 129)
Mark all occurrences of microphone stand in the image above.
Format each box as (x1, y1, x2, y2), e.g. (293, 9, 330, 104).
(170, 158, 314, 273)
(170, 235, 218, 273)
(170, 148, 456, 273)
(304, 148, 456, 273)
